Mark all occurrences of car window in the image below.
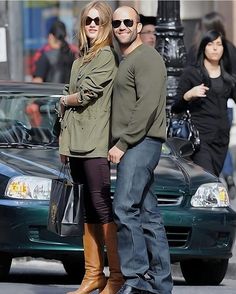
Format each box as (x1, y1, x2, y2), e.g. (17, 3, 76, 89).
(0, 94, 59, 146)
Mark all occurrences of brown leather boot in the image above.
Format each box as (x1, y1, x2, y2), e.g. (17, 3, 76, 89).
(67, 223, 107, 294)
(100, 222, 124, 294)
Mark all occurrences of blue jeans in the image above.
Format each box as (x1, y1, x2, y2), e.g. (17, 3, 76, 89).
(113, 137, 173, 294)
(222, 107, 234, 177)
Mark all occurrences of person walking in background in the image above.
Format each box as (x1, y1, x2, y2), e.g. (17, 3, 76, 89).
(139, 14, 156, 48)
(109, 6, 173, 294)
(29, 20, 78, 130)
(172, 30, 236, 177)
(186, 12, 236, 197)
(58, 2, 123, 294)
(187, 12, 236, 70)
(32, 20, 78, 83)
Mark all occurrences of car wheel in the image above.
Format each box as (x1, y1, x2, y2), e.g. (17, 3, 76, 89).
(62, 258, 85, 282)
(180, 258, 228, 285)
(0, 254, 12, 279)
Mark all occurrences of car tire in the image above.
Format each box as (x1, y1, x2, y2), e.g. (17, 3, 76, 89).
(180, 258, 228, 285)
(0, 254, 12, 279)
(62, 258, 85, 282)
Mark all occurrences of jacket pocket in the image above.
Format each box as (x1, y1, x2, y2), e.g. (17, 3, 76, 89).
(69, 115, 97, 154)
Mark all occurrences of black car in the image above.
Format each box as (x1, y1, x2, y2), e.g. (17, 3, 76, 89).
(0, 81, 235, 285)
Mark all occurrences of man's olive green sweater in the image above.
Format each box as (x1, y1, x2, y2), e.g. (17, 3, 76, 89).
(111, 44, 167, 152)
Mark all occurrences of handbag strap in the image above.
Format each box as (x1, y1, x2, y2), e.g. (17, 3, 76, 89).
(58, 164, 73, 183)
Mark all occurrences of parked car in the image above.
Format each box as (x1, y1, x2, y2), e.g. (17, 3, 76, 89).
(0, 81, 235, 285)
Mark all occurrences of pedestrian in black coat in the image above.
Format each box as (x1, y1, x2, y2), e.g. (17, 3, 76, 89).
(172, 30, 236, 177)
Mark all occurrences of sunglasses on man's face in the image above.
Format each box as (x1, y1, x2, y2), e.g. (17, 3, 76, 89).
(112, 19, 134, 29)
(85, 16, 100, 26)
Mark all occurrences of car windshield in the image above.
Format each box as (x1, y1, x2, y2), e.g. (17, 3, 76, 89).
(0, 93, 172, 154)
(0, 94, 59, 147)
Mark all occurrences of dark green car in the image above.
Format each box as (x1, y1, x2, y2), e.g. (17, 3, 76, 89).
(0, 81, 235, 285)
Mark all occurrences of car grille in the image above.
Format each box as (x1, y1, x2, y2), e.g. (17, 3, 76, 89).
(111, 193, 183, 206)
(165, 226, 191, 248)
(157, 195, 183, 206)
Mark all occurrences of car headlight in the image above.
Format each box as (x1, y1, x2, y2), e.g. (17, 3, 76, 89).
(191, 183, 229, 207)
(5, 176, 52, 200)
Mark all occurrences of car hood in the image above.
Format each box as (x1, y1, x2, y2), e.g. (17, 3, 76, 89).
(0, 148, 61, 179)
(0, 148, 218, 196)
(154, 156, 218, 195)
(111, 155, 218, 196)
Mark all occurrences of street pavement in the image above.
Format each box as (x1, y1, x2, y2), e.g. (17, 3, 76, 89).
(2, 259, 236, 293)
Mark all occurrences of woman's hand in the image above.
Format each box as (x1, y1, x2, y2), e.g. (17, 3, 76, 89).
(183, 83, 209, 102)
(60, 154, 68, 164)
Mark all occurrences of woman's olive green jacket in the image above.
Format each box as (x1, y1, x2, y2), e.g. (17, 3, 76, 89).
(59, 46, 118, 158)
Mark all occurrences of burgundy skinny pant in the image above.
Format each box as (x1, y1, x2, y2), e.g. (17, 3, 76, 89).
(69, 157, 113, 224)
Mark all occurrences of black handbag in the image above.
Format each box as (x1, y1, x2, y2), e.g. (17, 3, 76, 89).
(47, 166, 84, 237)
(167, 110, 200, 150)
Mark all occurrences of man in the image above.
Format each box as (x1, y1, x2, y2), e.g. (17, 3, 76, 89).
(108, 6, 173, 294)
(139, 14, 156, 47)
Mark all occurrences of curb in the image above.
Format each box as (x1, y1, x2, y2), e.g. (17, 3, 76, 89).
(13, 257, 236, 280)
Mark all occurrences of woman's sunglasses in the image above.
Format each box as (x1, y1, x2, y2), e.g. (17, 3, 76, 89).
(85, 16, 100, 26)
(112, 19, 134, 29)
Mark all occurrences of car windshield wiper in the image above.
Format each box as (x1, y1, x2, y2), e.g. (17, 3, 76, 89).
(0, 142, 57, 149)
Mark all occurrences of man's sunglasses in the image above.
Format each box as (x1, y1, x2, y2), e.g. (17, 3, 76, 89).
(112, 19, 134, 29)
(85, 16, 100, 26)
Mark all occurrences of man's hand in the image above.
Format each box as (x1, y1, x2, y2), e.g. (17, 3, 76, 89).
(108, 146, 124, 163)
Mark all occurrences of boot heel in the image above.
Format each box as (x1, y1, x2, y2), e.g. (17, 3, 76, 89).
(98, 277, 107, 292)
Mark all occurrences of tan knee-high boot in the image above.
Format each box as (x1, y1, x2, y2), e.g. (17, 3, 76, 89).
(100, 222, 124, 294)
(67, 223, 107, 294)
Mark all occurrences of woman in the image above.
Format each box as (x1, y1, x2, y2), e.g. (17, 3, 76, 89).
(58, 2, 122, 294)
(32, 20, 78, 83)
(186, 12, 236, 198)
(187, 12, 236, 71)
(172, 30, 236, 177)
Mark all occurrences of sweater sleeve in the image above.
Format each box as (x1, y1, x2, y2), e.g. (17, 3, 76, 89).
(77, 49, 117, 107)
(116, 52, 166, 152)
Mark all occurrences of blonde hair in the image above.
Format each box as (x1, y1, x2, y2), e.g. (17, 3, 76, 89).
(79, 1, 113, 63)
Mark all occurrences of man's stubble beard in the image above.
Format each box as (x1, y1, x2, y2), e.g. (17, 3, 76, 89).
(114, 29, 138, 48)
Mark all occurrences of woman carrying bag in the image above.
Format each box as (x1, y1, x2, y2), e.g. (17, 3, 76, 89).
(172, 30, 236, 177)
(58, 1, 122, 294)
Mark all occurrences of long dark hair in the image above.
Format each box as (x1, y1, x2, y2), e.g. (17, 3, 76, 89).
(49, 20, 75, 81)
(196, 30, 235, 87)
(188, 12, 226, 66)
(193, 12, 226, 48)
